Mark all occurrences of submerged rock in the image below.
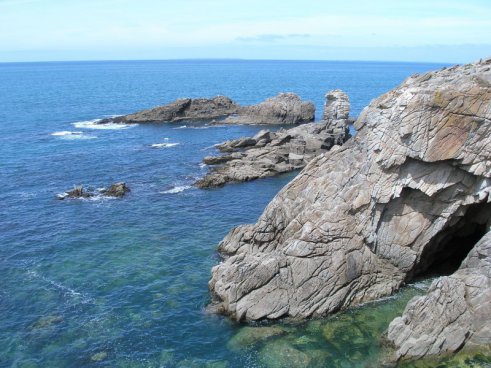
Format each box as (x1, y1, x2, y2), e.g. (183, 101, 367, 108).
(195, 90, 351, 188)
(259, 339, 311, 368)
(98, 93, 314, 125)
(227, 325, 288, 351)
(30, 315, 63, 330)
(208, 57, 491, 361)
(90, 351, 108, 362)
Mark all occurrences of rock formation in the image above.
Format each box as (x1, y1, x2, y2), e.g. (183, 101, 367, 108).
(57, 182, 130, 199)
(208, 58, 491, 359)
(224, 93, 316, 125)
(100, 96, 239, 124)
(98, 93, 315, 125)
(100, 182, 131, 198)
(195, 90, 351, 188)
(387, 229, 491, 362)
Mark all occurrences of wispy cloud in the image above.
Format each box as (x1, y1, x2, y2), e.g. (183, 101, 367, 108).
(236, 33, 311, 42)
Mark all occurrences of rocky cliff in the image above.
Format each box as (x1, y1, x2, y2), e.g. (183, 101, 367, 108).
(98, 93, 315, 125)
(208, 58, 491, 359)
(196, 90, 350, 188)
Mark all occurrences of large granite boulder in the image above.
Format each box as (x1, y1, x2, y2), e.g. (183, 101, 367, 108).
(98, 93, 314, 125)
(208, 55, 491, 349)
(195, 90, 350, 188)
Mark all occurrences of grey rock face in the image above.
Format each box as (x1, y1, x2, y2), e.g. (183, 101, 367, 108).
(195, 90, 350, 188)
(387, 229, 491, 361)
(98, 93, 314, 125)
(225, 93, 315, 125)
(322, 89, 350, 123)
(208, 58, 491, 329)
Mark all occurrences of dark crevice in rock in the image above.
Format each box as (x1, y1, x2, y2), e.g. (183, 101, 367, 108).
(411, 202, 491, 279)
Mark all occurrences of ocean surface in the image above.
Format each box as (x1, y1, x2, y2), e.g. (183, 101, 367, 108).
(3, 60, 487, 368)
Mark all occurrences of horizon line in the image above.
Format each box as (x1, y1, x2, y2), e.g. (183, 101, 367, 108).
(0, 57, 456, 65)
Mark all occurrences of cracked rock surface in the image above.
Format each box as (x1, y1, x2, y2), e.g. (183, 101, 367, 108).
(387, 229, 491, 361)
(195, 90, 350, 188)
(208, 54, 491, 354)
(98, 93, 314, 125)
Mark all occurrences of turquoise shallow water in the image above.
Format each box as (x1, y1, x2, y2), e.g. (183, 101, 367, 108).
(3, 59, 485, 367)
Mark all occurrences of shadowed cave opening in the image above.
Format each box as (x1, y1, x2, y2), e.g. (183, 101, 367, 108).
(412, 202, 491, 279)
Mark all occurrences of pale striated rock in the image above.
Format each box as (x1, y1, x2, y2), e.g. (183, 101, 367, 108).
(98, 93, 314, 125)
(387, 229, 491, 361)
(208, 55, 491, 345)
(195, 90, 350, 188)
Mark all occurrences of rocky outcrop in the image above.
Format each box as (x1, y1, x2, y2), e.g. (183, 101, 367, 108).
(99, 96, 238, 124)
(57, 182, 130, 199)
(225, 93, 316, 125)
(195, 90, 351, 188)
(98, 93, 314, 125)
(100, 182, 130, 198)
(208, 55, 491, 343)
(387, 229, 491, 362)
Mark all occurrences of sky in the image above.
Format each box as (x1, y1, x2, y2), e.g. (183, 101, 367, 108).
(0, 0, 490, 63)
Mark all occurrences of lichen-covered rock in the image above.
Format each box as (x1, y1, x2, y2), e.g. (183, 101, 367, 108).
(195, 90, 350, 188)
(208, 58, 491, 328)
(387, 229, 491, 361)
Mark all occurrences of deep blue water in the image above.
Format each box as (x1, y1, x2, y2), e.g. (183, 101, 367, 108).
(0, 60, 450, 368)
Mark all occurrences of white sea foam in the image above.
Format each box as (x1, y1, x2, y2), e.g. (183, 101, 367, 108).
(161, 185, 192, 194)
(72, 119, 136, 130)
(51, 131, 83, 136)
(27, 270, 92, 303)
(151, 142, 180, 148)
(199, 163, 207, 169)
(173, 125, 227, 130)
(51, 131, 96, 140)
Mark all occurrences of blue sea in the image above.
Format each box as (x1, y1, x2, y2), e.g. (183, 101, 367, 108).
(2, 60, 475, 368)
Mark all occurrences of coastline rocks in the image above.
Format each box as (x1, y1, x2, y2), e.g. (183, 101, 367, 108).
(226, 93, 315, 125)
(98, 93, 314, 125)
(208, 54, 491, 343)
(195, 90, 350, 188)
(101, 96, 239, 124)
(57, 182, 130, 199)
(387, 229, 491, 362)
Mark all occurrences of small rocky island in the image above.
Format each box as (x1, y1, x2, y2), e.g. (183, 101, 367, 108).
(196, 90, 351, 188)
(98, 93, 315, 125)
(208, 58, 491, 364)
(57, 182, 130, 200)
